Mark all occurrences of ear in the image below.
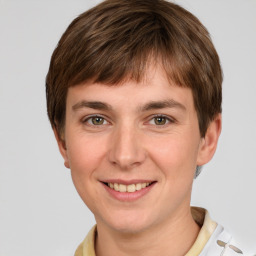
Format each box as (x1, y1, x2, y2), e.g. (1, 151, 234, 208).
(197, 114, 222, 166)
(53, 128, 70, 169)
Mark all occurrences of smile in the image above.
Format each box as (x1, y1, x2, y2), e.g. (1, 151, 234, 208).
(101, 180, 156, 201)
(107, 182, 152, 193)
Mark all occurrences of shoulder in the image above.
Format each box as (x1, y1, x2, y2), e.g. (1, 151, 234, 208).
(191, 207, 250, 256)
(200, 224, 245, 256)
(74, 225, 97, 256)
(74, 242, 83, 256)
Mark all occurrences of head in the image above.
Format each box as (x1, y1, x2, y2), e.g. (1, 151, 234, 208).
(46, 0, 222, 233)
(46, 0, 222, 139)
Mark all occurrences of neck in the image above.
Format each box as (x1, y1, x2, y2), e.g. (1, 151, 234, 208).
(95, 206, 200, 256)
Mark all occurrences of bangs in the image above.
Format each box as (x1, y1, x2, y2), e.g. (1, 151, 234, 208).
(66, 12, 187, 88)
(46, 0, 222, 137)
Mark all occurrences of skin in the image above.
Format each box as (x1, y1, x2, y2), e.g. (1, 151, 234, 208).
(55, 65, 221, 256)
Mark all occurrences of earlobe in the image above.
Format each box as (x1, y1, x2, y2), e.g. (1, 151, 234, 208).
(53, 128, 70, 169)
(197, 114, 222, 166)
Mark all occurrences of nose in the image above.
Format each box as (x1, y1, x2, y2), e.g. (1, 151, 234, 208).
(108, 123, 146, 170)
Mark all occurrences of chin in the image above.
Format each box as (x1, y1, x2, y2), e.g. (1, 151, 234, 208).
(111, 222, 149, 234)
(102, 210, 156, 234)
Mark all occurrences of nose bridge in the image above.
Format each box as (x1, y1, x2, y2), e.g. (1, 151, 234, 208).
(108, 121, 145, 169)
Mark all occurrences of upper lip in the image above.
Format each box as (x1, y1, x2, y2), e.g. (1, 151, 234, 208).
(101, 179, 156, 185)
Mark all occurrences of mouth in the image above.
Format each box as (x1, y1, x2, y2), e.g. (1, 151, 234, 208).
(104, 181, 155, 193)
(100, 179, 157, 201)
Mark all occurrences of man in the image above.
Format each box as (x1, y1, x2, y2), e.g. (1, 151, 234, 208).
(46, 0, 245, 255)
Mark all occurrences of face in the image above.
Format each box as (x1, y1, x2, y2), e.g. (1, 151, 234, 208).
(56, 65, 221, 233)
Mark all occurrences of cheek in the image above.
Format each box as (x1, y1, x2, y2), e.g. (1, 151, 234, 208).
(65, 133, 108, 200)
(148, 135, 199, 179)
(65, 134, 108, 209)
(66, 132, 107, 171)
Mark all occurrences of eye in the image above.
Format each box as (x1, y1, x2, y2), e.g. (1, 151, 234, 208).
(84, 115, 108, 126)
(154, 116, 167, 125)
(148, 115, 173, 126)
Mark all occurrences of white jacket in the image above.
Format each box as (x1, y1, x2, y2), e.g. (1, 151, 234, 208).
(200, 224, 243, 256)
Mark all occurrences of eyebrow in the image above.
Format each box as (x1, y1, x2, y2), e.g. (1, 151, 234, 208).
(72, 99, 186, 112)
(72, 101, 113, 111)
(139, 99, 186, 112)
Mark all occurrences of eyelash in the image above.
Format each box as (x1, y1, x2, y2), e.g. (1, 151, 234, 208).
(82, 115, 110, 126)
(81, 114, 175, 127)
(147, 114, 175, 127)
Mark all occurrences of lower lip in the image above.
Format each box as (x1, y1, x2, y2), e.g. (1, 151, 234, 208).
(102, 183, 156, 202)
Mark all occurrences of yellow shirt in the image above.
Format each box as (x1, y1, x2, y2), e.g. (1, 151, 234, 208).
(75, 207, 217, 256)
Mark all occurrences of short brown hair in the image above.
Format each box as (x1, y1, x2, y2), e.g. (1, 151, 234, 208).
(46, 0, 222, 137)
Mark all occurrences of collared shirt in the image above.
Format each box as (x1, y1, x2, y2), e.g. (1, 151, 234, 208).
(74, 207, 243, 256)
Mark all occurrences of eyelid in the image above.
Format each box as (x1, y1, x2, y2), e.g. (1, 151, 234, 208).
(82, 114, 111, 125)
(147, 114, 176, 125)
(81, 113, 176, 126)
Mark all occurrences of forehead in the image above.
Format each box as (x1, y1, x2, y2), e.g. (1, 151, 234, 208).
(67, 65, 196, 115)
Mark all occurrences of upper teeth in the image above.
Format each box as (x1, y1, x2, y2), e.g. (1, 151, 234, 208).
(108, 182, 151, 192)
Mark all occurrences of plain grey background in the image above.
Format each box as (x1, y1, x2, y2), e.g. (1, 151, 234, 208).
(0, 0, 255, 255)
